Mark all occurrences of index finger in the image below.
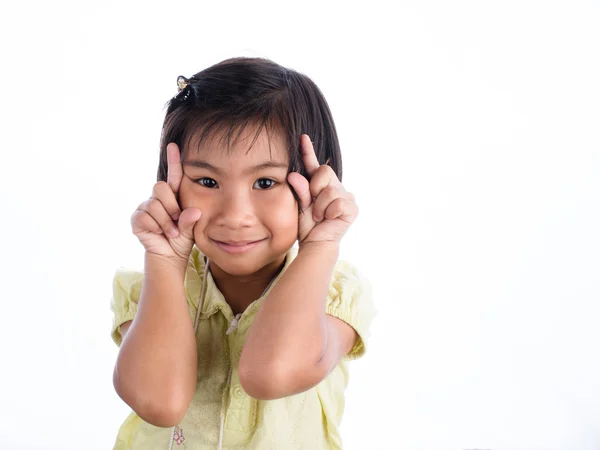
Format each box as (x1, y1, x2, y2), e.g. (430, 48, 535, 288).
(300, 134, 320, 178)
(166, 143, 183, 194)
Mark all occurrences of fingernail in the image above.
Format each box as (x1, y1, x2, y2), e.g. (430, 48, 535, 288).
(172, 213, 180, 221)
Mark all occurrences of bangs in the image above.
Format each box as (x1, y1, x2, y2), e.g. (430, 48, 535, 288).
(157, 56, 343, 194)
(182, 114, 287, 163)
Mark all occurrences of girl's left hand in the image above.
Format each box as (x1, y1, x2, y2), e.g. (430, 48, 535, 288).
(287, 134, 359, 249)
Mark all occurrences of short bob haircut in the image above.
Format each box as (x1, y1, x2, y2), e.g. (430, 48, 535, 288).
(157, 57, 343, 208)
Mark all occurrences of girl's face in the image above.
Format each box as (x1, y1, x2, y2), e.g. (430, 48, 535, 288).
(178, 126, 299, 277)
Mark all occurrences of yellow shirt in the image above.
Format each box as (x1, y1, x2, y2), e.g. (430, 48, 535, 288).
(110, 245, 376, 450)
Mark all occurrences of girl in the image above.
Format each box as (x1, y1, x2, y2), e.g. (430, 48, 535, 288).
(110, 57, 376, 450)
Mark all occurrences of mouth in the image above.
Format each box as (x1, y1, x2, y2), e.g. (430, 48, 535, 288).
(211, 238, 266, 254)
(216, 240, 263, 246)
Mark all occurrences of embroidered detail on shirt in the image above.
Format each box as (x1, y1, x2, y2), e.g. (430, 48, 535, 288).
(226, 313, 243, 335)
(173, 426, 186, 447)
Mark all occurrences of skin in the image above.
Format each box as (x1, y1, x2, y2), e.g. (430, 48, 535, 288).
(178, 126, 299, 314)
(239, 132, 360, 399)
(122, 125, 360, 402)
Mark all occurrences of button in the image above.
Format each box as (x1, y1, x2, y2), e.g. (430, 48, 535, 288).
(232, 385, 245, 399)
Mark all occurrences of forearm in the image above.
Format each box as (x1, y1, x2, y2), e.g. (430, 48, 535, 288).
(114, 253, 197, 424)
(241, 243, 339, 377)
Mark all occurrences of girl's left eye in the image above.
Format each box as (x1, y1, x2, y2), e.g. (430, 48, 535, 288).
(254, 178, 277, 190)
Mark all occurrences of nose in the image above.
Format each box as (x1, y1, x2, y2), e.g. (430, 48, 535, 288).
(215, 189, 257, 229)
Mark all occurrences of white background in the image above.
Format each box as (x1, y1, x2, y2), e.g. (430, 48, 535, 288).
(0, 1, 599, 449)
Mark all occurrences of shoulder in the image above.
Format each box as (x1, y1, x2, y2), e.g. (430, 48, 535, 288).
(110, 268, 144, 347)
(110, 247, 206, 346)
(325, 258, 377, 361)
(327, 258, 374, 314)
(111, 268, 144, 314)
(112, 268, 144, 294)
(111, 246, 206, 305)
(330, 259, 371, 293)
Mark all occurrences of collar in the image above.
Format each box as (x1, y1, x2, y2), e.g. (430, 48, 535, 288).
(184, 244, 299, 321)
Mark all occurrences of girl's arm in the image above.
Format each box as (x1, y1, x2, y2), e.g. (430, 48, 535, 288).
(119, 320, 132, 338)
(239, 242, 357, 400)
(113, 253, 198, 427)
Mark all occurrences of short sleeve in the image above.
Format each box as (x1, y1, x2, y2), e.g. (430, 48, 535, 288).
(325, 260, 377, 361)
(110, 269, 144, 347)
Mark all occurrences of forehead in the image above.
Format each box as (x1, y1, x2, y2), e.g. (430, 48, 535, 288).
(185, 124, 289, 165)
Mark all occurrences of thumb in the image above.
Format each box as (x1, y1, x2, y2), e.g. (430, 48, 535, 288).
(176, 208, 202, 240)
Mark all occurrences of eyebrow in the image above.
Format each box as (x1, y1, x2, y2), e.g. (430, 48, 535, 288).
(182, 160, 289, 175)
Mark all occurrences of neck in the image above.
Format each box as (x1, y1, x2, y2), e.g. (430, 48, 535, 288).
(208, 255, 287, 315)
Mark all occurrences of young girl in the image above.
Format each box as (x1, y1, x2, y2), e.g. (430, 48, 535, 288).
(110, 57, 376, 450)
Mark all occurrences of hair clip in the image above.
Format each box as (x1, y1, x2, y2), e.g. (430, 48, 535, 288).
(177, 75, 190, 92)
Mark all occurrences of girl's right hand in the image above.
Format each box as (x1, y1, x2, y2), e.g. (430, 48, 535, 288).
(130, 143, 202, 268)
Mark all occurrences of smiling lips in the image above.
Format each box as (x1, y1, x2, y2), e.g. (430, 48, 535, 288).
(218, 240, 262, 246)
(212, 238, 265, 254)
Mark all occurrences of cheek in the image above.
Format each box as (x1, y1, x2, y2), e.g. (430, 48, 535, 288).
(265, 190, 298, 228)
(179, 179, 298, 225)
(178, 178, 205, 210)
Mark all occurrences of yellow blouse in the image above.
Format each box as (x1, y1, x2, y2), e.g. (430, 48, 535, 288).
(110, 245, 376, 450)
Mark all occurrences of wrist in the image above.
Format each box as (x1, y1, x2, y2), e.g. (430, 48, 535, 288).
(144, 252, 188, 279)
(298, 241, 340, 257)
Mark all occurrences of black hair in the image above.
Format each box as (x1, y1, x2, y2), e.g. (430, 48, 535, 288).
(157, 57, 343, 207)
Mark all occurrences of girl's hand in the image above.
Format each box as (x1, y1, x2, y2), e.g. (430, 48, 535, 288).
(130, 143, 202, 268)
(287, 135, 358, 249)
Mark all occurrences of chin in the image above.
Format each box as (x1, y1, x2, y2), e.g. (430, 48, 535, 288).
(219, 262, 265, 277)
(207, 240, 295, 276)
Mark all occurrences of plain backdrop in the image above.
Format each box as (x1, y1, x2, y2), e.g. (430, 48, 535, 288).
(0, 1, 599, 449)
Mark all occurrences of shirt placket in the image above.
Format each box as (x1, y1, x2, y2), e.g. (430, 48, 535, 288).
(223, 313, 258, 433)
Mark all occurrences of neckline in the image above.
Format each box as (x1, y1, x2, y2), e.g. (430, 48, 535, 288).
(188, 245, 299, 321)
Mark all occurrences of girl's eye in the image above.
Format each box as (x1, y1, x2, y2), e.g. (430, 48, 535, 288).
(254, 178, 277, 190)
(194, 178, 277, 190)
(196, 177, 218, 188)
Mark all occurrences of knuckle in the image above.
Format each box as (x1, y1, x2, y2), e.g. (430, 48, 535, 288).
(142, 200, 166, 223)
(131, 210, 153, 232)
(323, 185, 337, 197)
(147, 198, 164, 213)
(131, 208, 148, 226)
(146, 218, 162, 234)
(160, 217, 175, 230)
(140, 198, 155, 210)
(320, 185, 338, 201)
(136, 200, 149, 212)
(319, 164, 334, 176)
(130, 210, 140, 225)
(153, 181, 169, 196)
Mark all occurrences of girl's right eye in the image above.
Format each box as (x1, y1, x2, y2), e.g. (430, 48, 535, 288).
(195, 177, 217, 188)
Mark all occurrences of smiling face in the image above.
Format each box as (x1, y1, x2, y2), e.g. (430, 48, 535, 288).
(178, 124, 299, 279)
